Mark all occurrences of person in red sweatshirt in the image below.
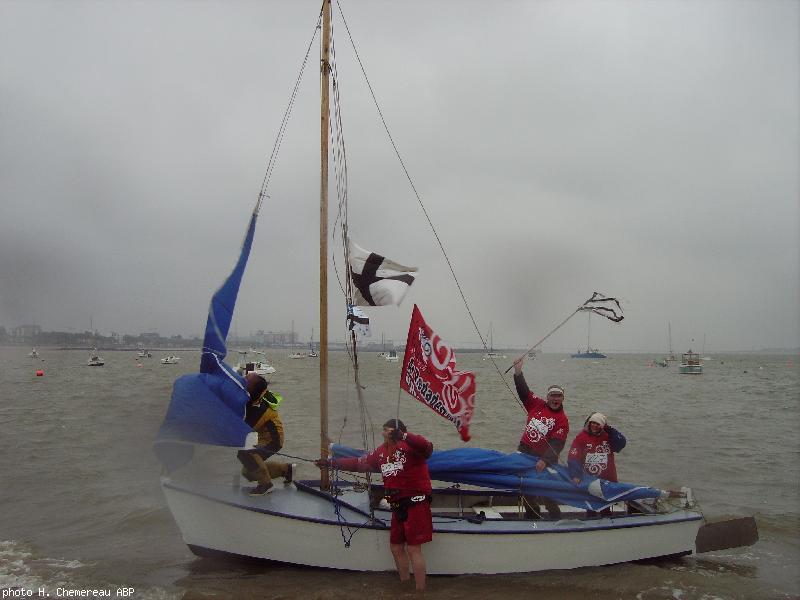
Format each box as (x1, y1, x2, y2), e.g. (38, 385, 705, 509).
(317, 419, 433, 592)
(512, 357, 570, 519)
(568, 411, 626, 482)
(568, 411, 627, 516)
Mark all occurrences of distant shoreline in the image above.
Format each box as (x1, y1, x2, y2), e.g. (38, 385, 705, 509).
(3, 344, 798, 355)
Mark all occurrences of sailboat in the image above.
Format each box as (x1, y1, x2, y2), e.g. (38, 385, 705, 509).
(87, 348, 104, 367)
(155, 2, 756, 574)
(571, 313, 607, 359)
(482, 323, 506, 360)
(701, 334, 712, 361)
(665, 322, 678, 362)
(377, 333, 388, 358)
(288, 320, 305, 359)
(308, 328, 319, 358)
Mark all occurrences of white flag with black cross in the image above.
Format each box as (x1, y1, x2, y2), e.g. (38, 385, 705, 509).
(348, 238, 417, 307)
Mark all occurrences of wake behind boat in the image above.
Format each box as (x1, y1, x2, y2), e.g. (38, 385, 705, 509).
(155, 0, 756, 575)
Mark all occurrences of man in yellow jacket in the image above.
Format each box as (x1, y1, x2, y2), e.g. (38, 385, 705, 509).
(237, 373, 293, 495)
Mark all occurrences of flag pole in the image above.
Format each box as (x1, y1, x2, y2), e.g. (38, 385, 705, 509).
(503, 307, 582, 374)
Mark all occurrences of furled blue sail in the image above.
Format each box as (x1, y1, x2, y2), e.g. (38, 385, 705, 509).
(331, 444, 664, 511)
(154, 212, 258, 470)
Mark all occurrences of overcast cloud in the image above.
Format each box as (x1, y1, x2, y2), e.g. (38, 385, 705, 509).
(1, 0, 797, 353)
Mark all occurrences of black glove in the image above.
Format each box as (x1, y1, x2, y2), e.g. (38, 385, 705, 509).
(389, 428, 406, 442)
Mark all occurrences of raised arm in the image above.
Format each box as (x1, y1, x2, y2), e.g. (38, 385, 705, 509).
(398, 431, 433, 459)
(606, 425, 627, 453)
(512, 357, 534, 409)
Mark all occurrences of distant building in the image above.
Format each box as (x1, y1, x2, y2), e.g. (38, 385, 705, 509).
(11, 324, 41, 342)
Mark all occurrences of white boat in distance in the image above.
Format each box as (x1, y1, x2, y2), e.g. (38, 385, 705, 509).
(482, 324, 506, 359)
(384, 349, 399, 362)
(157, 0, 756, 576)
(138, 349, 152, 358)
(87, 349, 104, 367)
(235, 350, 276, 377)
(308, 329, 319, 358)
(161, 355, 181, 365)
(29, 348, 40, 358)
(288, 351, 306, 359)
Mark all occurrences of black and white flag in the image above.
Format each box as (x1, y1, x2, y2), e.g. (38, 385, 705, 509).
(347, 305, 371, 337)
(579, 292, 624, 322)
(348, 239, 417, 307)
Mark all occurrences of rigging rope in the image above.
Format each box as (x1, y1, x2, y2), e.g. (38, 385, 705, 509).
(334, 1, 523, 409)
(254, 9, 322, 215)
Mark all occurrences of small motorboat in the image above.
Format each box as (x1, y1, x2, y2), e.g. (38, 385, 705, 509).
(679, 350, 702, 374)
(161, 355, 181, 365)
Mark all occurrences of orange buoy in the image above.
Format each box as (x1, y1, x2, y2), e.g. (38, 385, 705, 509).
(36, 370, 44, 376)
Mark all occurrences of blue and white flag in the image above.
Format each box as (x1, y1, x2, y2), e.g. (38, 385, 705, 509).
(347, 305, 371, 337)
(348, 238, 417, 306)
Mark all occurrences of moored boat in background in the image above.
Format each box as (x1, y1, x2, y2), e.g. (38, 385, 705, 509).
(87, 349, 104, 366)
(679, 350, 703, 374)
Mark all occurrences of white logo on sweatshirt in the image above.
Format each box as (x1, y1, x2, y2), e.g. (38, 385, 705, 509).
(526, 416, 555, 443)
(380, 449, 406, 478)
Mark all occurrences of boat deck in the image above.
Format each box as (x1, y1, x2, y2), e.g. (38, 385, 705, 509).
(163, 477, 702, 535)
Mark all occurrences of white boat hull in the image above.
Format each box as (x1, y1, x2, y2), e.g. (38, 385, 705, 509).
(162, 479, 702, 574)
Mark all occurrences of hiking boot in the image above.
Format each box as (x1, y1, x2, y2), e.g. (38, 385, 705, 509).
(284, 463, 295, 485)
(249, 482, 274, 496)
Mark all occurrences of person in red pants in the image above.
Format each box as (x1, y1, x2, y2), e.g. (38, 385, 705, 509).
(317, 419, 433, 591)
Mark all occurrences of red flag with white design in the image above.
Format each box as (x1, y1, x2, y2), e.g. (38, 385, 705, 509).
(400, 305, 476, 442)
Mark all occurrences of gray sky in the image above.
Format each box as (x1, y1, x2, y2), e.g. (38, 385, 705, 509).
(1, 0, 798, 353)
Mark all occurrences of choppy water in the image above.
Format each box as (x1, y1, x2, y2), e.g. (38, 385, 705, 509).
(1, 348, 798, 599)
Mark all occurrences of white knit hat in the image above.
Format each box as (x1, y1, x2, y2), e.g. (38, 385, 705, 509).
(586, 412, 607, 427)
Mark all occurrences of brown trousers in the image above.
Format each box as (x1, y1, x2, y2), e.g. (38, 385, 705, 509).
(237, 449, 289, 486)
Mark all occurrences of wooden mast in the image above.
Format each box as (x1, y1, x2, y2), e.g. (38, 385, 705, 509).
(319, 0, 331, 490)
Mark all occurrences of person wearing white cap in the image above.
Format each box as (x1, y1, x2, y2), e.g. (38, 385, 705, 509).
(512, 356, 570, 519)
(568, 411, 627, 515)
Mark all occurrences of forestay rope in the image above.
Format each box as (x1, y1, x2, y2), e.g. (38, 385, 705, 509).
(254, 10, 322, 216)
(333, 1, 526, 416)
